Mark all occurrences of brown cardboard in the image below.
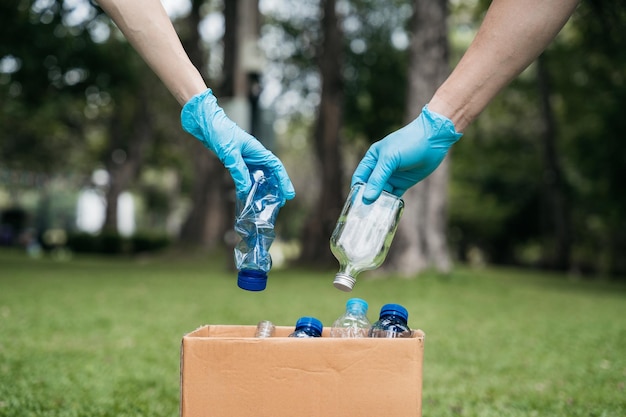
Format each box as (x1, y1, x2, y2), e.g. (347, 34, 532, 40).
(180, 325, 425, 417)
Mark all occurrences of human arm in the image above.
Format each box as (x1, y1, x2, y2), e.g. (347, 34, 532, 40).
(96, 0, 205, 105)
(428, 0, 580, 130)
(353, 0, 579, 202)
(95, 0, 295, 200)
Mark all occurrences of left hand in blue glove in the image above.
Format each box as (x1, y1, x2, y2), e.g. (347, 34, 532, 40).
(181, 89, 295, 201)
(351, 105, 462, 203)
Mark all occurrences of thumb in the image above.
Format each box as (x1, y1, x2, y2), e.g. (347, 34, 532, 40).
(351, 152, 376, 188)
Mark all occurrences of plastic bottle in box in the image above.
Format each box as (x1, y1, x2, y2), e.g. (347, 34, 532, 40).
(369, 303, 412, 338)
(329, 298, 371, 338)
(288, 316, 323, 338)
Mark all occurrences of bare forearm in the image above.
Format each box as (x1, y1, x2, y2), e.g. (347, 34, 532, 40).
(96, 0, 207, 105)
(429, 0, 579, 131)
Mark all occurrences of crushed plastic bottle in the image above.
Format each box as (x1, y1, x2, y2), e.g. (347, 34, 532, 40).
(234, 166, 285, 291)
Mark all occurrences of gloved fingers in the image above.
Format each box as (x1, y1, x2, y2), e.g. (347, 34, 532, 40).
(351, 151, 377, 188)
(240, 139, 296, 201)
(352, 145, 399, 203)
(255, 154, 295, 203)
(362, 154, 399, 204)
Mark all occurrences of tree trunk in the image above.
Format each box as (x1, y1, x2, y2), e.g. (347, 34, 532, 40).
(179, 0, 233, 247)
(297, 0, 345, 267)
(384, 0, 452, 276)
(103, 89, 153, 233)
(536, 54, 571, 271)
(179, 149, 231, 247)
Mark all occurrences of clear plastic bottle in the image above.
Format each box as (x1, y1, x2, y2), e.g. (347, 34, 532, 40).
(234, 166, 285, 291)
(288, 316, 323, 338)
(254, 320, 276, 338)
(329, 298, 371, 338)
(330, 182, 404, 292)
(369, 303, 412, 338)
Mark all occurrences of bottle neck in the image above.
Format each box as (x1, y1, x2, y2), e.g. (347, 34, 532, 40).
(297, 326, 321, 336)
(347, 306, 367, 316)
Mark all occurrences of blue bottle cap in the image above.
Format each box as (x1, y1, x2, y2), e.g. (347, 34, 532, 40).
(295, 316, 323, 335)
(237, 269, 268, 291)
(379, 303, 409, 322)
(346, 298, 368, 314)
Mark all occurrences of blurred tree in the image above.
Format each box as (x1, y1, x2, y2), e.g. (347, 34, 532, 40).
(450, 0, 626, 278)
(535, 52, 571, 270)
(0, 0, 184, 237)
(381, 0, 454, 275)
(177, 0, 232, 247)
(89, 9, 176, 233)
(297, 0, 345, 266)
(101, 84, 155, 232)
(0, 1, 101, 173)
(558, 1, 626, 276)
(449, 0, 549, 267)
(342, 0, 409, 146)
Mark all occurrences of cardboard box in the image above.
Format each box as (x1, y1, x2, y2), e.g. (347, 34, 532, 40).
(180, 324, 425, 417)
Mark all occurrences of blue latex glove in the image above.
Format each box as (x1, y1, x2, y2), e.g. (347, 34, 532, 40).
(181, 89, 295, 201)
(351, 105, 462, 203)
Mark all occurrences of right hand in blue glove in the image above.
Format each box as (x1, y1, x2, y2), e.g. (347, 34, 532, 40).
(181, 89, 295, 201)
(351, 105, 462, 203)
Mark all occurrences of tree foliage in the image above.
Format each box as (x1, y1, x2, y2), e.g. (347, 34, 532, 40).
(450, 1, 626, 276)
(341, 0, 411, 144)
(1, 0, 186, 236)
(1, 1, 98, 172)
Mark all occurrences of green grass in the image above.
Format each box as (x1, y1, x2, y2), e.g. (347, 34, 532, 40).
(1, 248, 625, 417)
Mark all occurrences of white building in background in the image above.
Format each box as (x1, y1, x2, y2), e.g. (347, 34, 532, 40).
(75, 188, 105, 233)
(75, 189, 136, 236)
(75, 169, 135, 236)
(116, 192, 135, 236)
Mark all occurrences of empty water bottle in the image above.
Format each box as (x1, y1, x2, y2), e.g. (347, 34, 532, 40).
(234, 166, 285, 291)
(288, 316, 323, 338)
(369, 303, 412, 338)
(330, 182, 404, 291)
(254, 320, 276, 338)
(329, 298, 371, 338)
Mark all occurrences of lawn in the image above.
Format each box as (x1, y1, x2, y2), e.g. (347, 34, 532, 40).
(0, 248, 625, 417)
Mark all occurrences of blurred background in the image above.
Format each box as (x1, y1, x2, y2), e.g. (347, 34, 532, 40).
(1, 0, 625, 279)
